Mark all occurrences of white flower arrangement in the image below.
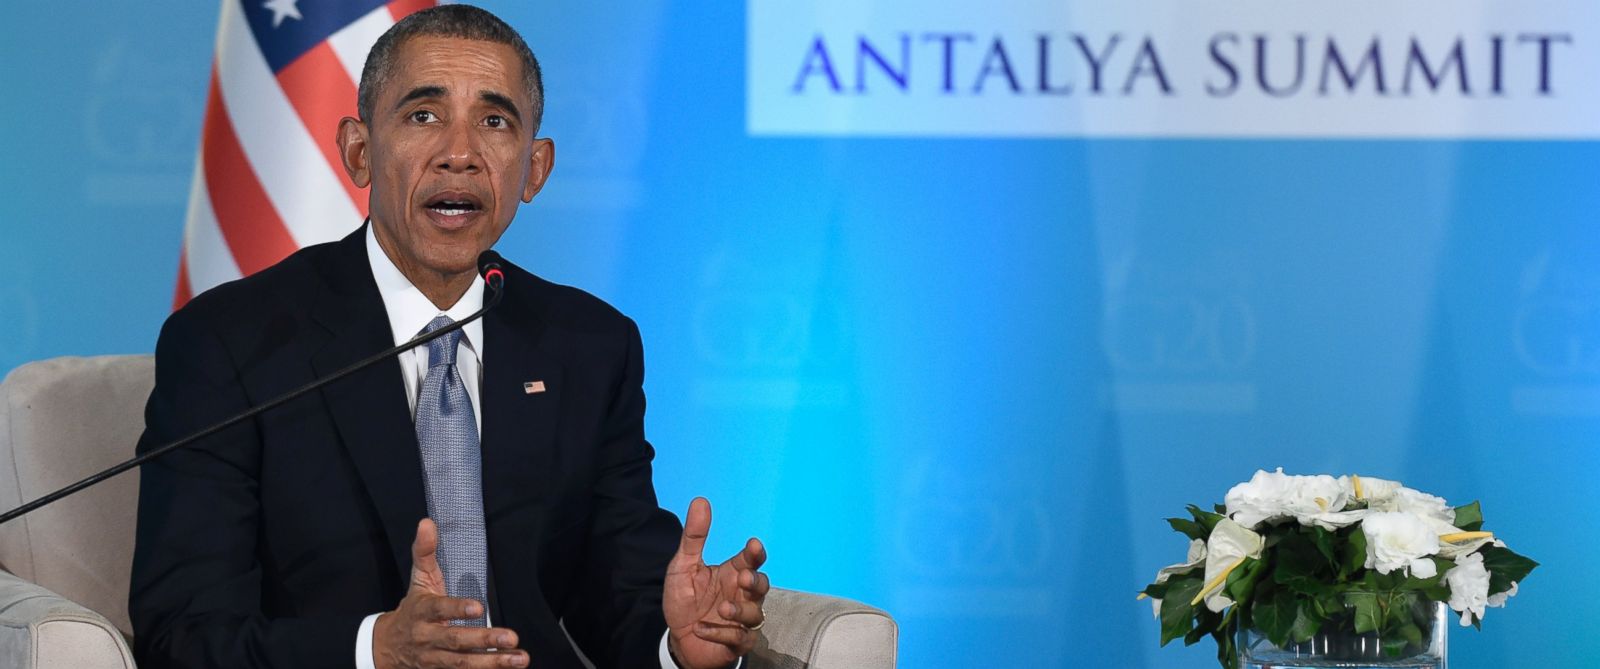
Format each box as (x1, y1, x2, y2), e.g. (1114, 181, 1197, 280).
(1141, 469, 1538, 669)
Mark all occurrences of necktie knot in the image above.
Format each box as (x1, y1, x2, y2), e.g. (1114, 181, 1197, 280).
(423, 316, 462, 368)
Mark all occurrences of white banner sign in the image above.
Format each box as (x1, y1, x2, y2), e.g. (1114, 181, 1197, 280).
(747, 0, 1599, 138)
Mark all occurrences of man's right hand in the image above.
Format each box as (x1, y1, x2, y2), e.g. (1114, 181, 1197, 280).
(374, 519, 529, 669)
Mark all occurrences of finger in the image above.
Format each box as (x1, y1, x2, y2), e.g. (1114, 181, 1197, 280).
(676, 497, 712, 561)
(740, 570, 771, 600)
(429, 625, 520, 651)
(420, 594, 484, 622)
(420, 648, 529, 669)
(728, 536, 766, 570)
(718, 599, 765, 627)
(410, 518, 444, 592)
(693, 621, 754, 648)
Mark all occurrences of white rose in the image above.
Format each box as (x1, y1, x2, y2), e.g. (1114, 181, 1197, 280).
(1281, 474, 1364, 530)
(1201, 518, 1264, 612)
(1488, 581, 1519, 608)
(1444, 552, 1491, 626)
(1227, 469, 1364, 530)
(1225, 469, 1295, 529)
(1362, 511, 1441, 578)
(1381, 488, 1456, 525)
(1148, 539, 1207, 619)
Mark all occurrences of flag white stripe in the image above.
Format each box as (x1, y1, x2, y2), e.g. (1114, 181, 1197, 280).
(215, 0, 363, 248)
(182, 154, 244, 296)
(328, 5, 396, 87)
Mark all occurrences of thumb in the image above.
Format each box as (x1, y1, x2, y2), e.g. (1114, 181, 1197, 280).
(409, 518, 445, 595)
(673, 497, 712, 566)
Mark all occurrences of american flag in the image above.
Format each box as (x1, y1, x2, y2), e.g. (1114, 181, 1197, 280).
(174, 0, 436, 308)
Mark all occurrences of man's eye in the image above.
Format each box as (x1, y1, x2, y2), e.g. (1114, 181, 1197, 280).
(484, 115, 507, 128)
(410, 110, 438, 123)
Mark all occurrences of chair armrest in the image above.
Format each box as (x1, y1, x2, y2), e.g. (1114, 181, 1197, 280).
(0, 569, 134, 669)
(749, 588, 896, 669)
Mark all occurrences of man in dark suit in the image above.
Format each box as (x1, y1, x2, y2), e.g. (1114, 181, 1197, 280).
(130, 6, 768, 669)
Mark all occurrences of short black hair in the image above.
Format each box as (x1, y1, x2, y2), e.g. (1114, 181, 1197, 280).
(357, 4, 544, 131)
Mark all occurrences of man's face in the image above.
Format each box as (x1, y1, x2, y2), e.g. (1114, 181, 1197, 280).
(339, 35, 553, 283)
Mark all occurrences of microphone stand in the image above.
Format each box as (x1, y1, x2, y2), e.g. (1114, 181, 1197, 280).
(0, 268, 505, 527)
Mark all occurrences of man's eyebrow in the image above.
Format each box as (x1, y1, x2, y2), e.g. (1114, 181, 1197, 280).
(393, 85, 446, 111)
(479, 90, 521, 120)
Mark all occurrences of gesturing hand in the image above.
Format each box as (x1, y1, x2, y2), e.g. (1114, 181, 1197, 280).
(374, 519, 529, 669)
(663, 498, 770, 669)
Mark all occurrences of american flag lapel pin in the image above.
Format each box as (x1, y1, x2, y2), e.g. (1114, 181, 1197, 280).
(524, 380, 546, 394)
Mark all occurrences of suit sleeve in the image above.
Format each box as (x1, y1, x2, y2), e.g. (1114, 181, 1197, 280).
(129, 307, 362, 669)
(560, 319, 685, 668)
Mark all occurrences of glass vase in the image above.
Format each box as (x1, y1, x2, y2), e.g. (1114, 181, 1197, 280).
(1238, 595, 1447, 669)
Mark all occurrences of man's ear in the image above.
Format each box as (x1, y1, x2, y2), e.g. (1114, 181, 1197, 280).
(521, 138, 555, 203)
(337, 117, 371, 188)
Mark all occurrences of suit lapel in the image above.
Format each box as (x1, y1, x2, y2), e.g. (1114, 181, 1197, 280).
(309, 230, 428, 585)
(480, 279, 565, 535)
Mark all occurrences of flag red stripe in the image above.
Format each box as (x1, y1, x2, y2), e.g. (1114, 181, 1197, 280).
(173, 248, 193, 310)
(277, 43, 369, 218)
(201, 69, 301, 275)
(387, 0, 435, 21)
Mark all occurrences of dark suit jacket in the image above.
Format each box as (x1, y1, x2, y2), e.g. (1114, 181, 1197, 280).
(130, 227, 682, 669)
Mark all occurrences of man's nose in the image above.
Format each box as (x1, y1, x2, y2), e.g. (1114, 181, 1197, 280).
(433, 122, 481, 174)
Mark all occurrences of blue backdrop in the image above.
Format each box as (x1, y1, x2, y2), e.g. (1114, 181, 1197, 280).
(3, 2, 1596, 667)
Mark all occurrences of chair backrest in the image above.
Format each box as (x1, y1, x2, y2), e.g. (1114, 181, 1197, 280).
(0, 355, 153, 638)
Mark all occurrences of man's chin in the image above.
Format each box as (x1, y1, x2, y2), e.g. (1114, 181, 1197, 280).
(421, 253, 484, 279)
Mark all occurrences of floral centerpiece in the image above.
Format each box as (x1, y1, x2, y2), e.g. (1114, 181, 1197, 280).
(1139, 469, 1538, 668)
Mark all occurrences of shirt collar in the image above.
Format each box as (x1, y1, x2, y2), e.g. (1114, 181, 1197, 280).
(365, 222, 484, 357)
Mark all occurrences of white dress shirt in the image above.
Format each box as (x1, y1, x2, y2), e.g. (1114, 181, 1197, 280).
(355, 226, 698, 669)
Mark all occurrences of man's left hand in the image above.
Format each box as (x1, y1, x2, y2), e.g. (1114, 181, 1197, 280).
(663, 497, 769, 669)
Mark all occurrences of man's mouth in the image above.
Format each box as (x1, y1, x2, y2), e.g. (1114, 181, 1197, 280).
(422, 191, 485, 227)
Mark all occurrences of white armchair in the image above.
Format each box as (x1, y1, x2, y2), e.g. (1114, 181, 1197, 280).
(0, 355, 895, 669)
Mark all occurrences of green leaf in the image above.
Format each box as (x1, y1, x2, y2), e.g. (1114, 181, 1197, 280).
(1159, 576, 1204, 647)
(1255, 588, 1298, 647)
(1168, 517, 1208, 541)
(1141, 581, 1170, 600)
(1360, 569, 1400, 591)
(1289, 598, 1323, 644)
(1481, 545, 1539, 595)
(1398, 621, 1423, 645)
(1382, 592, 1412, 636)
(1313, 590, 1342, 620)
(1454, 501, 1484, 531)
(1346, 591, 1382, 634)
(1341, 527, 1369, 577)
(1186, 604, 1223, 646)
(1214, 623, 1240, 669)
(1308, 526, 1338, 567)
(1188, 504, 1226, 534)
(1226, 558, 1264, 607)
(1273, 531, 1331, 596)
(1401, 560, 1453, 601)
(1382, 635, 1412, 657)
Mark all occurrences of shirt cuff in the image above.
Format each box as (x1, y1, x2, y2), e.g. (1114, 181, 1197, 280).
(356, 612, 382, 669)
(659, 631, 744, 669)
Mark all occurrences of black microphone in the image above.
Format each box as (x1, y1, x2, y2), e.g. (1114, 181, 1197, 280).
(0, 250, 508, 526)
(478, 249, 505, 292)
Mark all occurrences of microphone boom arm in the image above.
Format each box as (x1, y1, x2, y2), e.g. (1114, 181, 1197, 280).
(0, 270, 505, 527)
